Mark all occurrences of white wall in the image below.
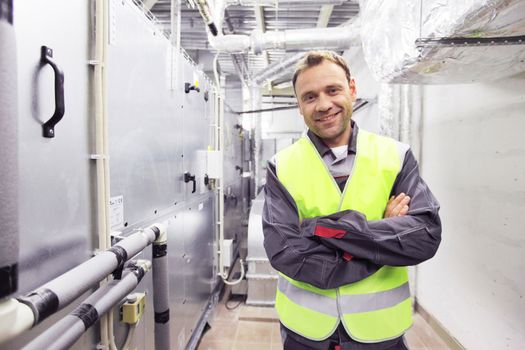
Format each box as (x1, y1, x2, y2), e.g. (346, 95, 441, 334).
(417, 72, 525, 349)
(344, 47, 381, 134)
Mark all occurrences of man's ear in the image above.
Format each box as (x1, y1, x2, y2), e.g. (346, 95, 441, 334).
(349, 78, 357, 102)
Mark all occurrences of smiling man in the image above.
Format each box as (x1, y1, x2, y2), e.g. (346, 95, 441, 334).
(262, 51, 442, 349)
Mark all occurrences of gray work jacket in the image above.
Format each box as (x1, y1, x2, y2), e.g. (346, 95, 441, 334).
(263, 122, 442, 349)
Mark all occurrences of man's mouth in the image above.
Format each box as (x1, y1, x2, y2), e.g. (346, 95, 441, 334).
(317, 111, 340, 122)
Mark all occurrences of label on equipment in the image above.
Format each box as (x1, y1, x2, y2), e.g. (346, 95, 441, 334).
(109, 195, 124, 229)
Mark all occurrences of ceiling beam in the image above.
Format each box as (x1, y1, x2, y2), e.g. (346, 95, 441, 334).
(316, 4, 334, 28)
(143, 0, 160, 11)
(254, 5, 271, 68)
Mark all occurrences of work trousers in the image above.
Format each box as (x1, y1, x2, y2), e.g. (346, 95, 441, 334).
(281, 323, 410, 350)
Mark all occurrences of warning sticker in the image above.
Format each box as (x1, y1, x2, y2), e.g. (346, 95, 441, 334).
(109, 195, 124, 229)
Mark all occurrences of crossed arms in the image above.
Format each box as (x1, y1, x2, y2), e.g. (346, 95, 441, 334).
(262, 149, 442, 289)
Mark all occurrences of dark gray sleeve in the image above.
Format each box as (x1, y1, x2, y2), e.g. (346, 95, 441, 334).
(263, 162, 381, 289)
(309, 149, 442, 266)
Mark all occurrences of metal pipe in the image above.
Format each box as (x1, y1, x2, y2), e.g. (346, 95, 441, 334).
(23, 261, 152, 350)
(0, 299, 33, 345)
(251, 25, 360, 54)
(227, 0, 344, 5)
(252, 52, 304, 86)
(248, 84, 262, 196)
(0, 0, 18, 301)
(15, 225, 161, 328)
(195, 0, 218, 35)
(152, 227, 170, 350)
(209, 23, 360, 54)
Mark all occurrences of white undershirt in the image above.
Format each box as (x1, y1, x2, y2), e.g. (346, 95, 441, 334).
(330, 145, 348, 163)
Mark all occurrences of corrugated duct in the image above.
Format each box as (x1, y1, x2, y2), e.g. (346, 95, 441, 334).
(360, 0, 525, 83)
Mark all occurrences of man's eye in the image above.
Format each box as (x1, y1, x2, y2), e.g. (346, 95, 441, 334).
(304, 95, 315, 102)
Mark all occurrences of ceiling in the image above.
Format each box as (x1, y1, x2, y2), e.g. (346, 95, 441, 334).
(140, 0, 359, 87)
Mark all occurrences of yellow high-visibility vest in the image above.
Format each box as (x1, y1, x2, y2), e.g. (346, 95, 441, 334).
(274, 129, 412, 342)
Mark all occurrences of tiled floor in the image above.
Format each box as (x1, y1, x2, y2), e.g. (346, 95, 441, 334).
(197, 298, 451, 350)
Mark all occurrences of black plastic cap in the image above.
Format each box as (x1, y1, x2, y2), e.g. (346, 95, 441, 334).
(208, 23, 218, 36)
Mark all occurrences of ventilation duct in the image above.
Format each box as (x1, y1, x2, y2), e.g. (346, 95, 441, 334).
(360, 0, 525, 83)
(251, 25, 360, 54)
(209, 23, 361, 54)
(252, 52, 304, 86)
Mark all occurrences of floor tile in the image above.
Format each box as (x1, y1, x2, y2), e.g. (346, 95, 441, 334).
(198, 340, 235, 350)
(271, 342, 284, 350)
(270, 321, 282, 344)
(404, 321, 427, 349)
(411, 314, 450, 349)
(235, 320, 273, 344)
(203, 320, 238, 341)
(233, 342, 272, 350)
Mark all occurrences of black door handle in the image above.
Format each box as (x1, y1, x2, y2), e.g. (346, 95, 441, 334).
(41, 46, 65, 138)
(184, 172, 196, 193)
(185, 82, 200, 94)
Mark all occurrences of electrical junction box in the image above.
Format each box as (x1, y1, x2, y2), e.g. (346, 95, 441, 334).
(120, 292, 146, 324)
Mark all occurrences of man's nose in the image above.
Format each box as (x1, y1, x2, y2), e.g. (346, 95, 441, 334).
(315, 93, 332, 112)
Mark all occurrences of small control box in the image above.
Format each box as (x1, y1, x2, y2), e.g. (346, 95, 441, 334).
(120, 292, 146, 324)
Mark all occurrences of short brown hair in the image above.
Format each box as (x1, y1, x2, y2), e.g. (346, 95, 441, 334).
(292, 51, 351, 93)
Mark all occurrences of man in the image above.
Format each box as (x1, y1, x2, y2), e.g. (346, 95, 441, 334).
(262, 51, 442, 349)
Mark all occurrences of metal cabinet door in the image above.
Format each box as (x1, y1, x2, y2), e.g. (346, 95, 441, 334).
(181, 61, 212, 199)
(107, 0, 185, 228)
(181, 197, 215, 343)
(14, 0, 93, 292)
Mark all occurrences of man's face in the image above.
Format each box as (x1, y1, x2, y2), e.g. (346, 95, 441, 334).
(295, 60, 357, 147)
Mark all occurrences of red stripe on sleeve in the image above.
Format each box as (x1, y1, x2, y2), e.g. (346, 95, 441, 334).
(314, 226, 346, 239)
(343, 252, 353, 261)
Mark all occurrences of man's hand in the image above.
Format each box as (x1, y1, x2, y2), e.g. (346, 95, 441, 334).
(384, 193, 410, 218)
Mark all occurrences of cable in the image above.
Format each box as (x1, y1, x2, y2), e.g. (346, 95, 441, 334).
(121, 324, 136, 350)
(225, 295, 246, 310)
(221, 258, 245, 286)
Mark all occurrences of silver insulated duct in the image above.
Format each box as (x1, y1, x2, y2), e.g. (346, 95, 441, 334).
(251, 25, 361, 54)
(360, 0, 525, 83)
(0, 0, 19, 301)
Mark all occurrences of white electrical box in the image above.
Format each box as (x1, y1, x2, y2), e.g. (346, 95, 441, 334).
(207, 150, 222, 179)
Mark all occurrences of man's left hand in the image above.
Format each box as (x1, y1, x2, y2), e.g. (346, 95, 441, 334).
(384, 193, 410, 218)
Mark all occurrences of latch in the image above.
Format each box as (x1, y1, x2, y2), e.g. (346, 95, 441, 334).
(184, 172, 196, 193)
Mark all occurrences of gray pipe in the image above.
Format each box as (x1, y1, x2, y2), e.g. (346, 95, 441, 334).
(250, 25, 361, 55)
(23, 261, 151, 350)
(252, 52, 304, 86)
(17, 225, 161, 326)
(152, 239, 170, 350)
(0, 0, 19, 301)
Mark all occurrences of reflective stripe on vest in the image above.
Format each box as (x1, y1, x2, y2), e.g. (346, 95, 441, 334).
(275, 129, 413, 342)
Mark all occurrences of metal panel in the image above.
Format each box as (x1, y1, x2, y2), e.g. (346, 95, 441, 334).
(223, 80, 247, 240)
(14, 0, 93, 293)
(107, 0, 185, 227)
(8, 1, 94, 349)
(181, 60, 213, 199)
(166, 211, 188, 349)
(106, 3, 217, 349)
(246, 192, 278, 305)
(181, 196, 215, 342)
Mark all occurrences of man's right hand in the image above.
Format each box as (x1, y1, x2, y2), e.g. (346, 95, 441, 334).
(384, 193, 410, 218)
